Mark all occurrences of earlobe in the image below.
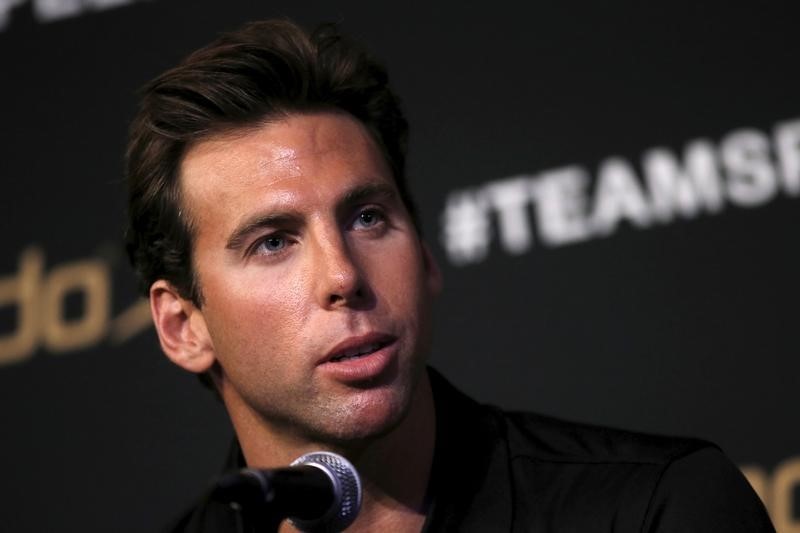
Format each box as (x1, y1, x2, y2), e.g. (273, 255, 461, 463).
(150, 280, 215, 373)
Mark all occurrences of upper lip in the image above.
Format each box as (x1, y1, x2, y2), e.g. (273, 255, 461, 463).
(321, 332, 397, 364)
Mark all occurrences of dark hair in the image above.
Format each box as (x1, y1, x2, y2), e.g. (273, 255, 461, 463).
(125, 19, 415, 306)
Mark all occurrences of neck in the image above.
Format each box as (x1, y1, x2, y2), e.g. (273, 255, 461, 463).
(227, 373, 436, 533)
(347, 375, 436, 531)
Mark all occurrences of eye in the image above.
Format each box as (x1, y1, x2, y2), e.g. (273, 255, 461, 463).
(353, 208, 384, 229)
(254, 234, 287, 255)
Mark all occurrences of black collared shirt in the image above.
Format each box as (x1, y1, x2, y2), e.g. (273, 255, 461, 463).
(167, 369, 774, 532)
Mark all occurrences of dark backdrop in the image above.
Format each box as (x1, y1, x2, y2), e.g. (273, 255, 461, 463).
(0, 1, 797, 531)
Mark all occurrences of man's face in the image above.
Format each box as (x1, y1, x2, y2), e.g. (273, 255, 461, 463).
(177, 111, 439, 446)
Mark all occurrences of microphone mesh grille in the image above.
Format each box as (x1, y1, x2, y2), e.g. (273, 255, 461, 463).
(290, 451, 362, 532)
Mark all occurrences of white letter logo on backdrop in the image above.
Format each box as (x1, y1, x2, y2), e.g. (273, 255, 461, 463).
(442, 118, 800, 265)
(0, 0, 152, 31)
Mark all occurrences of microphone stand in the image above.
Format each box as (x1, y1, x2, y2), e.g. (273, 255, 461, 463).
(214, 466, 334, 532)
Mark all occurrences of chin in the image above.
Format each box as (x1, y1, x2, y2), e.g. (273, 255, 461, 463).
(314, 385, 412, 444)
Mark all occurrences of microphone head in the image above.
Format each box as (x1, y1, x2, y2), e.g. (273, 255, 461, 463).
(289, 451, 362, 532)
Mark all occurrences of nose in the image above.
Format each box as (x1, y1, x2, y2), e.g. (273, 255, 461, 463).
(312, 230, 369, 309)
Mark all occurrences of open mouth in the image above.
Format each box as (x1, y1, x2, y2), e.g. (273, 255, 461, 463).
(328, 338, 393, 363)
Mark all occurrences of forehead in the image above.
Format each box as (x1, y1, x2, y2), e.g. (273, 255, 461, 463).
(177, 112, 394, 223)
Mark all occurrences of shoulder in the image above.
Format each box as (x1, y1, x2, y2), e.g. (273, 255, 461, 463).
(503, 409, 710, 464)
(498, 410, 774, 532)
(641, 445, 775, 531)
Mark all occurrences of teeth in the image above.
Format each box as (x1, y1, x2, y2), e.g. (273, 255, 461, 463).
(333, 342, 382, 362)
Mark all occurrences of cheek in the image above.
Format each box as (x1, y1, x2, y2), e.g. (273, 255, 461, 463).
(368, 240, 430, 312)
(201, 264, 312, 359)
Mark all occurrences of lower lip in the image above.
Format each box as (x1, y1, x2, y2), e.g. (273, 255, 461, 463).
(318, 341, 397, 382)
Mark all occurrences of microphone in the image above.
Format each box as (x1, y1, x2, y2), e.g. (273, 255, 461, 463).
(212, 451, 362, 532)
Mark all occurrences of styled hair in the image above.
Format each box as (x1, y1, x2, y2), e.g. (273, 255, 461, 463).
(125, 19, 414, 306)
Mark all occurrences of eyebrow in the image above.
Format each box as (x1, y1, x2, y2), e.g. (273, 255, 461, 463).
(341, 182, 396, 206)
(225, 182, 399, 251)
(226, 212, 302, 250)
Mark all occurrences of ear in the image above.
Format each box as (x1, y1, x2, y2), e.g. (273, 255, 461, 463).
(149, 280, 215, 373)
(421, 242, 443, 296)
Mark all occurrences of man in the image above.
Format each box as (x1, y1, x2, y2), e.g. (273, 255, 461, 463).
(126, 20, 774, 532)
